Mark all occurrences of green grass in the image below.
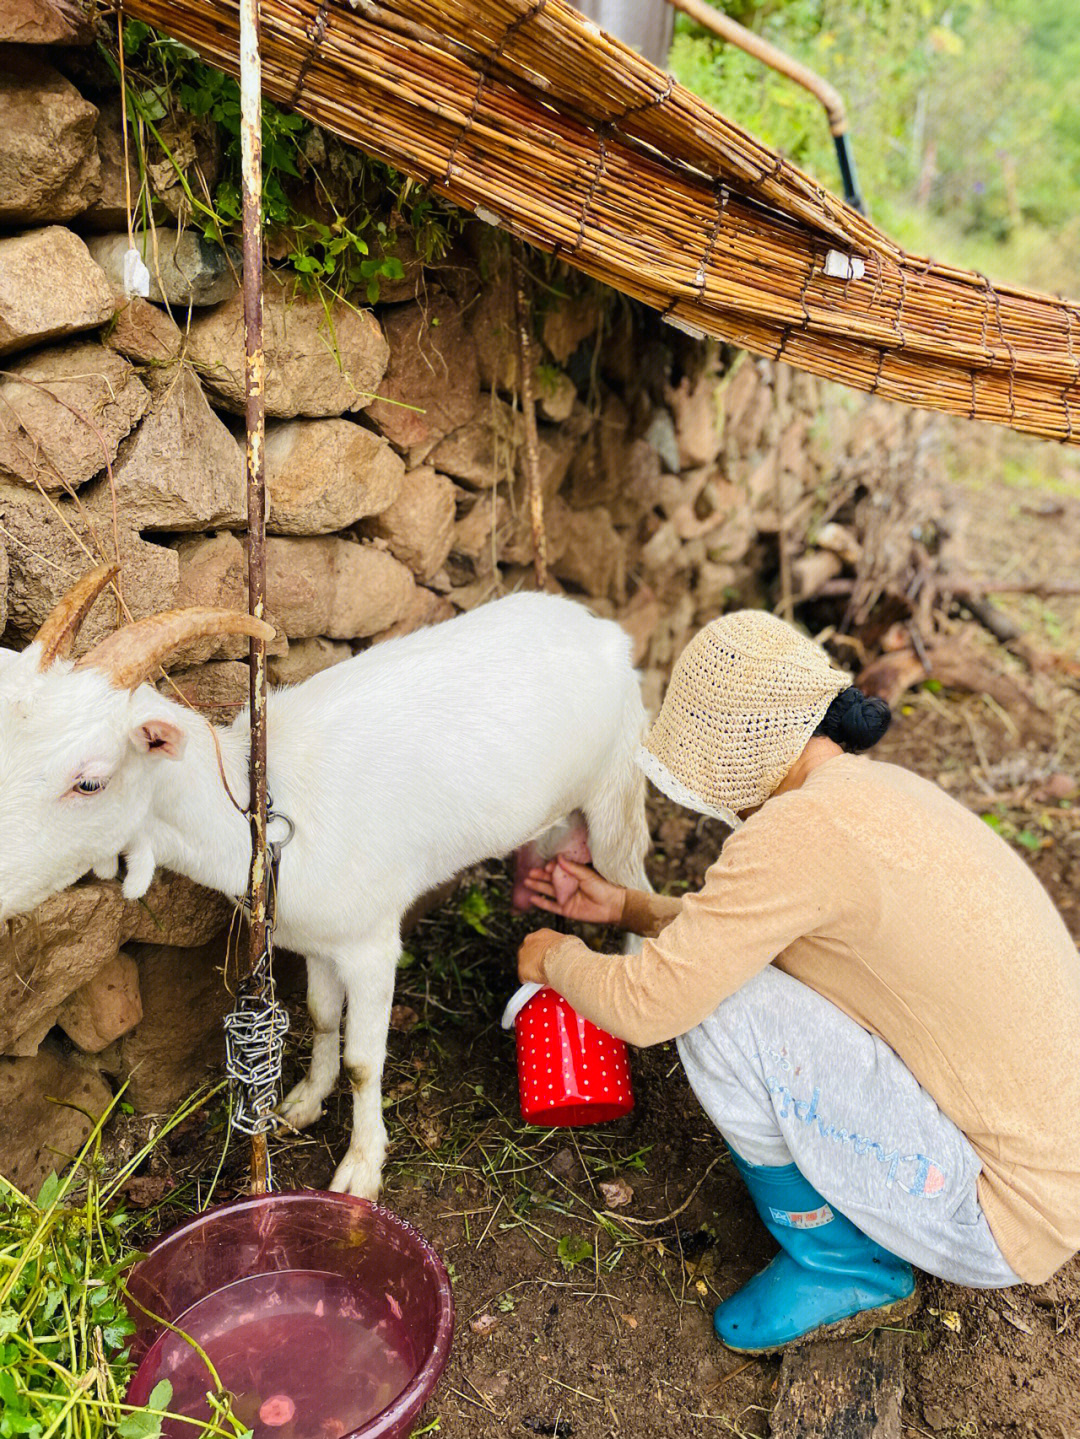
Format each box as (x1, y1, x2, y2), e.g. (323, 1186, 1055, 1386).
(0, 1086, 253, 1439)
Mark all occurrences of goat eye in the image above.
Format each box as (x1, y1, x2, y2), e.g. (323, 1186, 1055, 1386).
(73, 777, 108, 795)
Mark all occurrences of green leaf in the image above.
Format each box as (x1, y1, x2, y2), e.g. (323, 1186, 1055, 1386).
(148, 1380, 174, 1409)
(460, 886, 491, 935)
(35, 1173, 60, 1209)
(556, 1234, 592, 1269)
(1016, 829, 1043, 851)
(117, 1412, 165, 1439)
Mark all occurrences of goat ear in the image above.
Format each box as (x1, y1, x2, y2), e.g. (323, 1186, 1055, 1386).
(130, 717, 186, 759)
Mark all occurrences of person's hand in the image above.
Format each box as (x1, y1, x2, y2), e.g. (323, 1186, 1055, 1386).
(521, 858, 626, 926)
(517, 927, 563, 985)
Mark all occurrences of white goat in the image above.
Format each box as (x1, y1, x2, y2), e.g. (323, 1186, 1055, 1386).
(0, 566, 650, 1196)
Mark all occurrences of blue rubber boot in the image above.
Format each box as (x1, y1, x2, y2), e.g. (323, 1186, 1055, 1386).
(715, 1148, 917, 1353)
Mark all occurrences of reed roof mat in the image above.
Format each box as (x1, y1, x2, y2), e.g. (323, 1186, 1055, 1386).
(117, 0, 1080, 444)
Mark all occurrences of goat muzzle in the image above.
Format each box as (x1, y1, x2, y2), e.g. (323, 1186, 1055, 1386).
(74, 608, 277, 689)
(34, 563, 119, 669)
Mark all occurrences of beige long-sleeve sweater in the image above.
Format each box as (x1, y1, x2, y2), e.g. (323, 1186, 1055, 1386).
(544, 754, 1080, 1284)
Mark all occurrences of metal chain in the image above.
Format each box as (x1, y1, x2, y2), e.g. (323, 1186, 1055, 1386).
(224, 804, 294, 1145)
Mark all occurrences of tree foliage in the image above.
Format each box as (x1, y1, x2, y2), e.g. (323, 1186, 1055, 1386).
(668, 1, 1080, 287)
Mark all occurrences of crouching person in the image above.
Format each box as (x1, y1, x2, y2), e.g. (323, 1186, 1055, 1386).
(517, 611, 1080, 1353)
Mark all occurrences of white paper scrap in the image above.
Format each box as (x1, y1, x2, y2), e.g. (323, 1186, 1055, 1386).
(823, 250, 867, 281)
(121, 247, 151, 299)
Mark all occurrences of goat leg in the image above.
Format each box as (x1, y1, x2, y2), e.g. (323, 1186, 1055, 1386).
(277, 956, 344, 1131)
(328, 925, 399, 1198)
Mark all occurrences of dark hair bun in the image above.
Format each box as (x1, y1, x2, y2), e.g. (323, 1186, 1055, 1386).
(815, 687, 892, 752)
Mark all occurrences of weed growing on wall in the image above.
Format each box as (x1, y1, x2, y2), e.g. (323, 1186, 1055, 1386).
(102, 21, 463, 304)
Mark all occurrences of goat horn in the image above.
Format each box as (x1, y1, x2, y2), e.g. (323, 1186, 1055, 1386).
(34, 563, 120, 670)
(75, 608, 276, 689)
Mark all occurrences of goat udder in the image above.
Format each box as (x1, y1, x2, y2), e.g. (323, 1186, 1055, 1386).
(511, 821, 592, 912)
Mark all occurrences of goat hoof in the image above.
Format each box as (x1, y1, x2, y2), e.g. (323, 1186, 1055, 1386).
(276, 1082, 325, 1132)
(328, 1154, 381, 1200)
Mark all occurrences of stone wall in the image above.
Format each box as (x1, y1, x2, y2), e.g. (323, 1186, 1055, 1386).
(0, 13, 937, 1188)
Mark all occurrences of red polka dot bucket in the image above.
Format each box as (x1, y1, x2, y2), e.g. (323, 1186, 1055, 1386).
(501, 983, 634, 1127)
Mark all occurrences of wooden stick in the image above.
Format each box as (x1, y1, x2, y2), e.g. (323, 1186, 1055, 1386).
(240, 0, 270, 1197)
(514, 253, 548, 591)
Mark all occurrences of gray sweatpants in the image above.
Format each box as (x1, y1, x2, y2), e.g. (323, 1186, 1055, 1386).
(676, 965, 1021, 1288)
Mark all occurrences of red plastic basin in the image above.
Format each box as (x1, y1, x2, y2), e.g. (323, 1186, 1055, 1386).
(124, 1191, 453, 1439)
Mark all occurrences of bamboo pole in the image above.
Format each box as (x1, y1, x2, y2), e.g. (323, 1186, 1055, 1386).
(239, 0, 271, 1197)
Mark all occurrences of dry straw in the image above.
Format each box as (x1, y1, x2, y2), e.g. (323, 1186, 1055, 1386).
(117, 0, 1080, 443)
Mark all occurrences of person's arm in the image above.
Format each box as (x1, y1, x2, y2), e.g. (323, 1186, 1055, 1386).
(528, 801, 837, 1047)
(522, 857, 684, 939)
(620, 887, 684, 939)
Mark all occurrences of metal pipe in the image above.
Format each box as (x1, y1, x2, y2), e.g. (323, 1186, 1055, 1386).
(667, 0, 865, 211)
(239, 0, 270, 1196)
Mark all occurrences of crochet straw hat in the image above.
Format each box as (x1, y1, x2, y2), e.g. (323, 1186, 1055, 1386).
(638, 610, 851, 825)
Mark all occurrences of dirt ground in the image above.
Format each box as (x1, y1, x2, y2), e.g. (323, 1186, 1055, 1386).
(122, 429, 1080, 1439)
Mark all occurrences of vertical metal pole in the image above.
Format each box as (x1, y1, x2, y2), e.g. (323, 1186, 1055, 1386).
(240, 0, 270, 1195)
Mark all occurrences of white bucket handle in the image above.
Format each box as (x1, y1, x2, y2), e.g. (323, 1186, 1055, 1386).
(500, 981, 545, 1031)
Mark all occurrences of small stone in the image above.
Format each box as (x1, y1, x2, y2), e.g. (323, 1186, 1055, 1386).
(599, 1177, 634, 1208)
(171, 531, 284, 665)
(104, 297, 183, 365)
(535, 367, 577, 424)
(358, 465, 455, 581)
(0, 227, 114, 358)
(366, 293, 479, 453)
(616, 586, 662, 667)
(0, 341, 150, 492)
(813, 521, 862, 567)
(429, 397, 523, 488)
(86, 230, 239, 308)
(0, 483, 178, 651)
(115, 938, 230, 1112)
(791, 549, 843, 599)
(552, 505, 624, 602)
(161, 660, 250, 724)
(83, 364, 244, 530)
(1044, 773, 1077, 801)
(0, 0, 97, 44)
(121, 872, 231, 949)
(265, 536, 418, 640)
(542, 292, 601, 363)
(267, 636, 352, 686)
(667, 371, 722, 468)
(468, 267, 517, 392)
(0, 51, 101, 222)
(187, 275, 389, 418)
(79, 98, 144, 232)
(370, 584, 455, 643)
(266, 418, 404, 534)
(644, 409, 681, 474)
(0, 1042, 113, 1194)
(0, 883, 127, 1056)
(55, 951, 142, 1052)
